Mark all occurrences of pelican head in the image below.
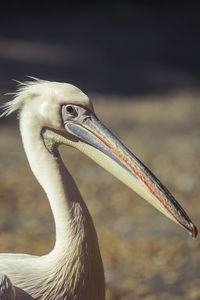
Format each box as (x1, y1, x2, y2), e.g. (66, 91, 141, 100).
(1, 78, 197, 237)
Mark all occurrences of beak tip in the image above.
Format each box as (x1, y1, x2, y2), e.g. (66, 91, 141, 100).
(190, 223, 198, 238)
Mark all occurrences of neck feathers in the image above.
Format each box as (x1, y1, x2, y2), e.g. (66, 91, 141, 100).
(19, 111, 105, 299)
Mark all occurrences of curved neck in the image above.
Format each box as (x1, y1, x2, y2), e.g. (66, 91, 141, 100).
(19, 110, 105, 299)
(19, 111, 95, 248)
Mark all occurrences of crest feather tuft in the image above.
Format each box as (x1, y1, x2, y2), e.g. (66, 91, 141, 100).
(0, 77, 43, 117)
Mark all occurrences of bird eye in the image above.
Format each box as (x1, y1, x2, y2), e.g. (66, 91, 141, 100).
(66, 105, 75, 114)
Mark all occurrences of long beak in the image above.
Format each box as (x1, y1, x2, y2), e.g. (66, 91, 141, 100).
(65, 114, 197, 238)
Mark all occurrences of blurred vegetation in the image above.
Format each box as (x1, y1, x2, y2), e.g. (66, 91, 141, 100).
(0, 91, 200, 299)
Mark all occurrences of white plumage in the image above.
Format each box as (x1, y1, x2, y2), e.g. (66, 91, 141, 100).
(0, 79, 197, 299)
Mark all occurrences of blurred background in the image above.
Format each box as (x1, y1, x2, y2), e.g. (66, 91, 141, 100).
(0, 1, 200, 299)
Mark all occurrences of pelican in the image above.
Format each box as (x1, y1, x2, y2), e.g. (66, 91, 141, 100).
(0, 78, 197, 300)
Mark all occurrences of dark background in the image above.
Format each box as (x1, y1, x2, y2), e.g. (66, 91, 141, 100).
(0, 1, 200, 95)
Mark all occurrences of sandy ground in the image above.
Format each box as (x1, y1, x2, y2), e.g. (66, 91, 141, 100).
(0, 91, 200, 299)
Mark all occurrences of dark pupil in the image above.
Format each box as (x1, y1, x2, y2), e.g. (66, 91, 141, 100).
(66, 106, 74, 113)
